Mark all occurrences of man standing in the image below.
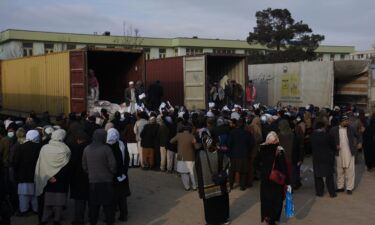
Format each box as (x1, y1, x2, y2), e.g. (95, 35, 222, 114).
(210, 82, 225, 109)
(140, 117, 159, 170)
(147, 80, 163, 111)
(232, 80, 244, 106)
(135, 80, 145, 105)
(330, 115, 362, 195)
(82, 129, 117, 225)
(225, 79, 234, 106)
(124, 81, 137, 114)
(88, 69, 99, 102)
(245, 80, 257, 108)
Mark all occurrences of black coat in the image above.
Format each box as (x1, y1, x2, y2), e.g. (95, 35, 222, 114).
(363, 122, 375, 170)
(44, 163, 70, 193)
(310, 130, 335, 177)
(14, 142, 41, 183)
(69, 142, 90, 200)
(228, 128, 253, 159)
(329, 125, 362, 156)
(255, 144, 290, 223)
(141, 123, 159, 148)
(108, 142, 130, 197)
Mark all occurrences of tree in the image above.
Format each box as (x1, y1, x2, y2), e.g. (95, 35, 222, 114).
(247, 8, 325, 62)
(114, 21, 144, 49)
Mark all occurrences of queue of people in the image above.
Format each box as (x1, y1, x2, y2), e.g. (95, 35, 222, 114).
(0, 100, 373, 225)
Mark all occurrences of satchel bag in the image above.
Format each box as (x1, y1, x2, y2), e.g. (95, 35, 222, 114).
(269, 149, 286, 185)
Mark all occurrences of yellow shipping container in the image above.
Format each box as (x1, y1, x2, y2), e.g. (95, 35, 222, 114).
(1, 52, 71, 116)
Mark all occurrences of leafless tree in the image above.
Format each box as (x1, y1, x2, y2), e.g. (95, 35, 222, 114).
(116, 21, 144, 49)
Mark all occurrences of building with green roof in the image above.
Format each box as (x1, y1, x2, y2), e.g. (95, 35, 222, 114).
(0, 29, 355, 61)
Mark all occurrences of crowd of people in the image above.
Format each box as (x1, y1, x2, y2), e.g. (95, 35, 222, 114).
(0, 99, 375, 225)
(209, 80, 257, 109)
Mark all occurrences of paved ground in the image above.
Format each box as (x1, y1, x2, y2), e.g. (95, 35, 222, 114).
(13, 154, 375, 225)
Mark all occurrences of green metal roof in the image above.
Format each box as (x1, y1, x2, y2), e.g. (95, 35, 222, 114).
(0, 29, 355, 53)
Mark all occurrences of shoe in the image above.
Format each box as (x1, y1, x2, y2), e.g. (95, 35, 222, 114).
(336, 188, 345, 193)
(184, 188, 191, 191)
(347, 190, 353, 195)
(223, 220, 231, 225)
(316, 193, 324, 197)
(330, 193, 337, 198)
(240, 187, 246, 191)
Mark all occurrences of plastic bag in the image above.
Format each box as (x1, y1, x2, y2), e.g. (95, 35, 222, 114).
(285, 185, 295, 218)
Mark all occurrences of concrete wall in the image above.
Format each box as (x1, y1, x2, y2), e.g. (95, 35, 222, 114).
(0, 41, 23, 59)
(33, 42, 44, 55)
(248, 61, 334, 108)
(177, 47, 186, 56)
(203, 48, 213, 53)
(150, 47, 159, 59)
(235, 49, 245, 54)
(166, 48, 175, 57)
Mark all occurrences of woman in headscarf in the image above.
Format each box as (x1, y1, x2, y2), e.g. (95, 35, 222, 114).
(107, 128, 130, 222)
(255, 132, 290, 225)
(35, 129, 71, 225)
(195, 126, 231, 225)
(13, 130, 41, 216)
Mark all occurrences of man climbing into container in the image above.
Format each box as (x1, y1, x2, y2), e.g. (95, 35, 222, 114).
(88, 69, 99, 102)
(125, 81, 137, 114)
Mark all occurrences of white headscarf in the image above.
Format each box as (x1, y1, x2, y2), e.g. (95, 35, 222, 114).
(262, 131, 280, 145)
(34, 129, 70, 196)
(51, 129, 66, 142)
(107, 128, 119, 145)
(106, 128, 125, 160)
(26, 130, 40, 143)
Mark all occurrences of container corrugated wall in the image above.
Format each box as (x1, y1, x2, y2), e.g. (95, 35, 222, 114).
(1, 52, 71, 116)
(146, 57, 184, 106)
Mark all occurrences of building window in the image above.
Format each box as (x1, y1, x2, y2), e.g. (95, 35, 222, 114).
(330, 54, 335, 61)
(67, 44, 76, 50)
(186, 48, 203, 56)
(213, 48, 235, 54)
(22, 42, 33, 56)
(174, 48, 179, 56)
(340, 54, 345, 60)
(107, 45, 115, 49)
(143, 48, 150, 60)
(159, 48, 166, 58)
(44, 43, 54, 54)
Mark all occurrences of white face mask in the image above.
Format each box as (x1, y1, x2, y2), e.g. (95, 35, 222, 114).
(7, 132, 15, 138)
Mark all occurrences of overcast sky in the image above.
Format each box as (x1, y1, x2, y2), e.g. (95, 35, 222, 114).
(0, 0, 374, 50)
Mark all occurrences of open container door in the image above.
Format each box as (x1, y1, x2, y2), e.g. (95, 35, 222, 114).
(184, 55, 206, 110)
(69, 50, 87, 113)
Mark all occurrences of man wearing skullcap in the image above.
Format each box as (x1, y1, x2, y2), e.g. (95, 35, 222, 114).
(330, 115, 362, 195)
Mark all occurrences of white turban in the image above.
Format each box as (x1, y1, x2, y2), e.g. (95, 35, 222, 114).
(26, 130, 40, 143)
